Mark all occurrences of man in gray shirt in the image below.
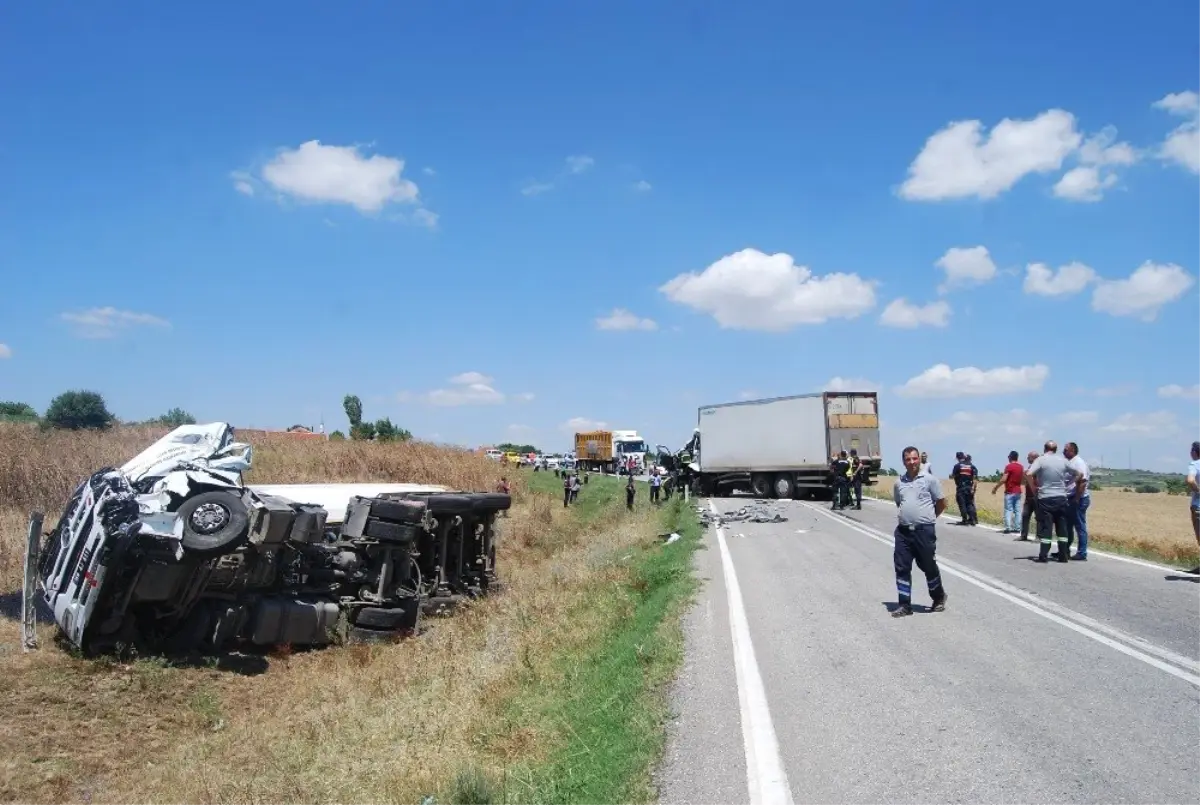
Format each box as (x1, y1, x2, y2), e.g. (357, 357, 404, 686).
(1025, 440, 1076, 563)
(890, 445, 948, 617)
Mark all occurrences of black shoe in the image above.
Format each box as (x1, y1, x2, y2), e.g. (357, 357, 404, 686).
(854, 504, 862, 510)
(892, 604, 913, 618)
(930, 594, 947, 612)
(1071, 553, 1087, 561)
(1057, 552, 1069, 563)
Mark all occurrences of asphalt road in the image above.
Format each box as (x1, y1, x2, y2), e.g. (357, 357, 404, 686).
(656, 495, 1200, 805)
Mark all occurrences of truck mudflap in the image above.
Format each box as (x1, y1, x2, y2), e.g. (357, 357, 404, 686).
(27, 422, 515, 658)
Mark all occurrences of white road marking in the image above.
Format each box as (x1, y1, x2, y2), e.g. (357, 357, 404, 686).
(802, 502, 1200, 689)
(707, 500, 794, 805)
(862, 496, 1188, 574)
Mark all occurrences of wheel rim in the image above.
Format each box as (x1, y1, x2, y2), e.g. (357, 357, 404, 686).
(190, 501, 230, 534)
(775, 479, 789, 496)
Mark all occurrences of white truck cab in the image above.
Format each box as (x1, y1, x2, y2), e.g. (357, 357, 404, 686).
(611, 430, 649, 475)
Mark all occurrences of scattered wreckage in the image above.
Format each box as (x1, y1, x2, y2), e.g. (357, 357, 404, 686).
(697, 501, 789, 527)
(25, 423, 510, 656)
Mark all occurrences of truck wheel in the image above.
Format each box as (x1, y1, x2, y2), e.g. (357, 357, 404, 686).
(750, 475, 771, 498)
(178, 490, 249, 556)
(773, 475, 795, 500)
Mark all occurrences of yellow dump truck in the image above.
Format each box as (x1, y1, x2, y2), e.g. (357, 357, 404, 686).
(575, 430, 614, 473)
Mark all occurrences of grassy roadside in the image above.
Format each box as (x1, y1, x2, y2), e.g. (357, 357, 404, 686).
(465, 472, 703, 804)
(0, 469, 702, 804)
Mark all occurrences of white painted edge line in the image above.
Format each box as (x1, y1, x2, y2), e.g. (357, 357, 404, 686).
(802, 501, 1200, 689)
(862, 496, 1187, 574)
(707, 500, 795, 805)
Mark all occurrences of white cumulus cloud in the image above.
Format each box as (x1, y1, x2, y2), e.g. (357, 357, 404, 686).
(1053, 167, 1118, 202)
(907, 408, 1040, 443)
(1058, 410, 1100, 425)
(566, 155, 595, 174)
(257, 140, 423, 214)
(1158, 384, 1200, 400)
(634, 180, 653, 192)
(659, 248, 876, 331)
(1023, 261, 1097, 296)
(562, 416, 608, 432)
(899, 109, 1082, 201)
(935, 246, 997, 293)
(595, 308, 658, 331)
(879, 298, 951, 328)
(1054, 126, 1140, 202)
(400, 372, 506, 406)
(1091, 261, 1195, 321)
(1100, 410, 1181, 436)
(896, 363, 1050, 398)
(1152, 91, 1200, 174)
(60, 307, 170, 339)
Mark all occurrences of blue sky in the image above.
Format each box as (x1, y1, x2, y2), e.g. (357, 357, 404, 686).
(1, 0, 1197, 473)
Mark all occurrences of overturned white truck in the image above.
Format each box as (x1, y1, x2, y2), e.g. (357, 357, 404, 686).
(27, 423, 510, 656)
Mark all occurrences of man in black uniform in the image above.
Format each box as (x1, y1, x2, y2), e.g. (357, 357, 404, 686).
(949, 452, 979, 525)
(831, 450, 851, 510)
(849, 448, 866, 510)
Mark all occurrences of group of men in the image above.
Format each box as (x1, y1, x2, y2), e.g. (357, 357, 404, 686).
(888, 439, 1095, 618)
(987, 441, 1092, 562)
(830, 449, 869, 510)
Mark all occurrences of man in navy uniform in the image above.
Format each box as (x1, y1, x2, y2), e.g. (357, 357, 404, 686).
(950, 451, 979, 525)
(891, 445, 948, 617)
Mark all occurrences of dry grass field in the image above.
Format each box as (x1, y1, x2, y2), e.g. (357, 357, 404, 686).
(869, 475, 1199, 566)
(0, 423, 686, 803)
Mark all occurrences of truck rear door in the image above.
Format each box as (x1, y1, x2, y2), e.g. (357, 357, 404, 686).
(824, 392, 880, 463)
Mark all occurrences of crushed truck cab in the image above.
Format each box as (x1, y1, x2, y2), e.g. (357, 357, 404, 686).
(29, 423, 510, 656)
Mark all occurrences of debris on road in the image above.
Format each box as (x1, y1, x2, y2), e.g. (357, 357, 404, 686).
(697, 501, 789, 527)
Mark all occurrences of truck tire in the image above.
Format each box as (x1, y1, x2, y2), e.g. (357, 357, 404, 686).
(773, 474, 795, 500)
(353, 602, 419, 631)
(750, 474, 771, 498)
(178, 490, 249, 556)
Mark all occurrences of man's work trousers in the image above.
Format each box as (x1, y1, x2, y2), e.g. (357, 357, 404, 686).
(894, 523, 944, 606)
(626, 490, 635, 510)
(650, 484, 660, 503)
(1036, 495, 1071, 560)
(563, 488, 571, 508)
(1020, 495, 1036, 539)
(852, 476, 863, 508)
(833, 478, 850, 509)
(955, 487, 977, 523)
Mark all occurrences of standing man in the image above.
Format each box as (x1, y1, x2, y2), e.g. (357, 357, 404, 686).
(1063, 442, 1091, 561)
(649, 471, 662, 504)
(950, 452, 979, 525)
(831, 451, 851, 510)
(891, 446, 948, 618)
(1187, 441, 1199, 575)
(563, 472, 573, 508)
(992, 451, 1025, 534)
(1018, 449, 1039, 541)
(919, 451, 931, 475)
(1026, 440, 1075, 563)
(626, 475, 637, 511)
(849, 448, 865, 510)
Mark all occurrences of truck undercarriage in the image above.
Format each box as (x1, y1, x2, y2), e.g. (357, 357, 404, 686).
(27, 424, 510, 657)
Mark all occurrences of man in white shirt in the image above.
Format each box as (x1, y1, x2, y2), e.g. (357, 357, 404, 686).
(1063, 441, 1090, 561)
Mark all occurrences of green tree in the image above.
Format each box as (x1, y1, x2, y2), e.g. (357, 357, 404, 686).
(44, 390, 116, 430)
(343, 395, 364, 429)
(350, 421, 376, 441)
(496, 442, 539, 454)
(154, 407, 197, 427)
(329, 430, 346, 440)
(0, 401, 38, 422)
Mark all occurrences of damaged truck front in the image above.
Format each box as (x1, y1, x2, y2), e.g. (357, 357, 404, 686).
(29, 423, 510, 656)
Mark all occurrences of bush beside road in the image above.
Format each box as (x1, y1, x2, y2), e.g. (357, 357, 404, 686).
(866, 475, 1198, 567)
(0, 424, 700, 804)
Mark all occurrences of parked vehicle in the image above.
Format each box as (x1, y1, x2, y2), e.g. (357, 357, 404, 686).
(27, 423, 509, 657)
(689, 391, 881, 499)
(573, 429, 648, 474)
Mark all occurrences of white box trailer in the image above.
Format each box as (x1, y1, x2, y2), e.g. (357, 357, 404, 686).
(694, 391, 881, 499)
